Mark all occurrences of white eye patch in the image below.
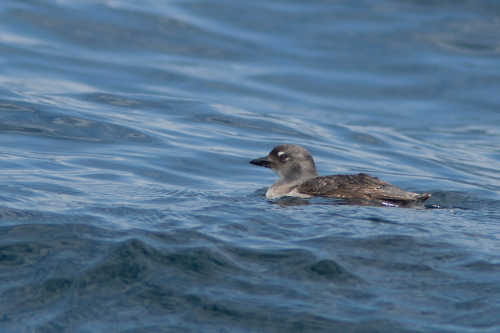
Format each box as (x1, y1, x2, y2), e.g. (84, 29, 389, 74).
(277, 151, 289, 161)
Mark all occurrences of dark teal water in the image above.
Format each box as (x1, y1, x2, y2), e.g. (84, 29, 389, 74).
(1, 1, 500, 332)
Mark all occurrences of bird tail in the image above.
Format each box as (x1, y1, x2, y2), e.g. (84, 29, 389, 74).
(415, 193, 431, 202)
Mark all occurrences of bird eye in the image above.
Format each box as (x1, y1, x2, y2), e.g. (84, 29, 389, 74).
(279, 153, 288, 162)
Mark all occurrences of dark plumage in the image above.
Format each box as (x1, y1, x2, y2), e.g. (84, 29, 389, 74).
(250, 144, 430, 206)
(297, 174, 430, 203)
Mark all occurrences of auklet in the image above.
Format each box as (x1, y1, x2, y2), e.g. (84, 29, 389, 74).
(250, 144, 430, 206)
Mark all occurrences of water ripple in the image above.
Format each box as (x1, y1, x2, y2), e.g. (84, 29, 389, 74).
(1, 0, 500, 332)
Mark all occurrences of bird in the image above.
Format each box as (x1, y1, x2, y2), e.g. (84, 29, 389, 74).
(250, 144, 430, 206)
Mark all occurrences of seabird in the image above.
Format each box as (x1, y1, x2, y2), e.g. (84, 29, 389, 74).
(250, 144, 430, 206)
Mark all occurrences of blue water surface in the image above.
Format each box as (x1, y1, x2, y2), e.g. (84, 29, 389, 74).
(1, 0, 500, 332)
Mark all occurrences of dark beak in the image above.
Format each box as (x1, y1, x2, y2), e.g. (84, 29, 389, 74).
(250, 156, 272, 168)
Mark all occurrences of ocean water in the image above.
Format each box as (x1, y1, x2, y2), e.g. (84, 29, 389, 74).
(1, 0, 500, 332)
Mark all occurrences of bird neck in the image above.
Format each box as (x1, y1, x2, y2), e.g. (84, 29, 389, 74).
(279, 163, 317, 183)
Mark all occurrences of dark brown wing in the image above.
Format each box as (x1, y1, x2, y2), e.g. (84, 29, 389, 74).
(296, 173, 430, 203)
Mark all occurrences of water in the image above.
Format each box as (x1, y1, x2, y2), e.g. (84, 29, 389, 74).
(1, 0, 500, 332)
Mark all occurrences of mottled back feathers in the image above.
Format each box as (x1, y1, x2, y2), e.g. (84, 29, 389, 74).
(296, 173, 430, 203)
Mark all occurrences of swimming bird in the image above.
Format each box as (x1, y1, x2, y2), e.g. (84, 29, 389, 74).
(250, 144, 430, 206)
